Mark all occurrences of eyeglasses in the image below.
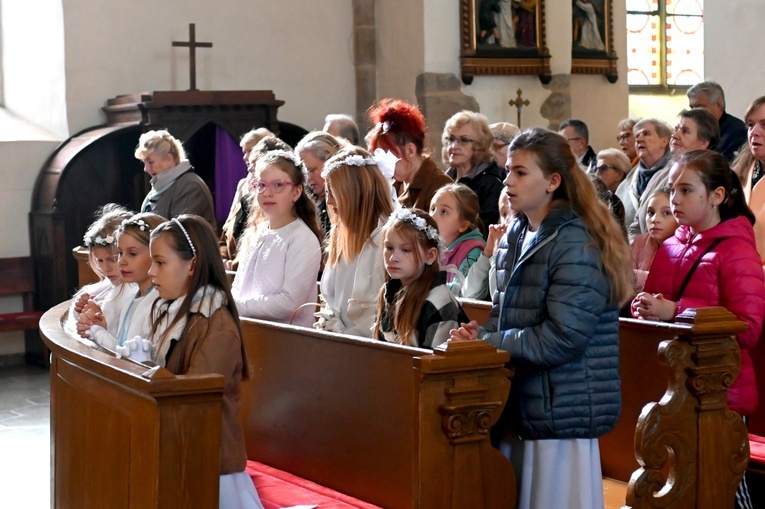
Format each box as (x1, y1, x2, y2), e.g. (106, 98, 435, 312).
(592, 164, 616, 174)
(444, 135, 475, 146)
(616, 133, 632, 142)
(565, 137, 584, 143)
(492, 141, 509, 150)
(253, 180, 296, 194)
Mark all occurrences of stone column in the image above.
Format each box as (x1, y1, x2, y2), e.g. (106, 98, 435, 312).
(353, 0, 376, 133)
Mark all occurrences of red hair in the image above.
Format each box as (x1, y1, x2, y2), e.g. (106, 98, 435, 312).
(367, 99, 428, 158)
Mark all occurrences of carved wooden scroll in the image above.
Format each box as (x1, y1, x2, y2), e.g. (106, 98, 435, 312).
(625, 307, 750, 509)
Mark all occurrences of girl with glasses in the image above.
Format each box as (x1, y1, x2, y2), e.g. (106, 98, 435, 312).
(231, 151, 323, 327)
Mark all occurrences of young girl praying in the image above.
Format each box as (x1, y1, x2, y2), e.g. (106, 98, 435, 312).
(451, 128, 634, 509)
(374, 208, 468, 349)
(631, 188, 679, 290)
(69, 204, 134, 335)
(78, 212, 165, 362)
(147, 215, 264, 509)
(314, 146, 395, 337)
(231, 151, 323, 327)
(429, 183, 486, 292)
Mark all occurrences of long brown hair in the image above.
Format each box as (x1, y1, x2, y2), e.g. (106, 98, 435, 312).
(373, 209, 441, 344)
(149, 215, 248, 379)
(324, 147, 394, 266)
(510, 128, 634, 305)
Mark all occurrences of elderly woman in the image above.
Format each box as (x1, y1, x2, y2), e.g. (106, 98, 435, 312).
(622, 118, 672, 241)
(136, 129, 216, 229)
(489, 122, 520, 171)
(295, 131, 347, 238)
(442, 111, 505, 234)
(616, 118, 639, 166)
(367, 99, 452, 212)
(627, 110, 720, 241)
(734, 96, 765, 262)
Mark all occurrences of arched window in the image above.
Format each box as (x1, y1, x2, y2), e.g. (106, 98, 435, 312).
(626, 0, 704, 88)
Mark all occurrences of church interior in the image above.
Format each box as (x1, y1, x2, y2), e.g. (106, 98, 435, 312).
(1, 0, 763, 507)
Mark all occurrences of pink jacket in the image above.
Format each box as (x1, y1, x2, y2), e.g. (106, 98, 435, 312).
(643, 216, 765, 415)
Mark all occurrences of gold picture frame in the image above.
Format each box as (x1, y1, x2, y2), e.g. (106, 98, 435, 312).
(571, 0, 618, 83)
(460, 0, 552, 85)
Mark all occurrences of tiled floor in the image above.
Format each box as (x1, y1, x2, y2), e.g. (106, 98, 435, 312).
(0, 364, 50, 509)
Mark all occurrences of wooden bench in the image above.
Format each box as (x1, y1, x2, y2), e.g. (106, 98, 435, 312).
(39, 298, 749, 508)
(0, 256, 46, 365)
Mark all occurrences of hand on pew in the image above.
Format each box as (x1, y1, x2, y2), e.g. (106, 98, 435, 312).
(449, 320, 480, 341)
(73, 292, 91, 314)
(631, 292, 676, 321)
(76, 299, 106, 338)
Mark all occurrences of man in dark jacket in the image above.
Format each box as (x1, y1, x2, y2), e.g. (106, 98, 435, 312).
(687, 81, 747, 162)
(559, 118, 597, 169)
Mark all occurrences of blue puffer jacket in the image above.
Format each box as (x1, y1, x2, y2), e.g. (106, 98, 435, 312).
(480, 205, 621, 439)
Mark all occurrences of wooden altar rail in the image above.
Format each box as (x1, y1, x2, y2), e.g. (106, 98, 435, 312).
(41, 298, 749, 509)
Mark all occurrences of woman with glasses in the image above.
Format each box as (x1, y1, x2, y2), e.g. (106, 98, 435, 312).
(441, 111, 505, 236)
(591, 148, 631, 234)
(231, 151, 323, 327)
(367, 98, 452, 212)
(490, 122, 520, 171)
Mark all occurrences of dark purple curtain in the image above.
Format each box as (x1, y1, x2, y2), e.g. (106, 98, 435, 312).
(215, 126, 248, 223)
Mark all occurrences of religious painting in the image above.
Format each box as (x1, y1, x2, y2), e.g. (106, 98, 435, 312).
(571, 0, 618, 83)
(460, 0, 551, 85)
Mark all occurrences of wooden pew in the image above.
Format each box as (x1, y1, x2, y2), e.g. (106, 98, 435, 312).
(40, 301, 224, 509)
(458, 299, 750, 508)
(40, 301, 516, 509)
(41, 294, 749, 509)
(239, 318, 516, 509)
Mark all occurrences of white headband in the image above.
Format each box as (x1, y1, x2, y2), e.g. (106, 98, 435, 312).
(172, 218, 196, 256)
(320, 148, 399, 181)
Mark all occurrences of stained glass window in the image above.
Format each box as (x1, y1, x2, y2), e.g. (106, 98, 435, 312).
(627, 0, 704, 87)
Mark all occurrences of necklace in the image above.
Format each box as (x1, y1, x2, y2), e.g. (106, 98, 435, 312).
(752, 160, 764, 188)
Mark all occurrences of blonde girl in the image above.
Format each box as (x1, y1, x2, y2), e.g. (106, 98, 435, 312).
(429, 183, 486, 290)
(78, 212, 165, 361)
(231, 151, 323, 327)
(314, 146, 395, 337)
(70, 204, 134, 335)
(147, 215, 263, 509)
(451, 127, 633, 509)
(374, 208, 468, 348)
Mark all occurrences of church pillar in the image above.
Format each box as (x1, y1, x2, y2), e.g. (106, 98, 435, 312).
(353, 0, 376, 130)
(540, 74, 572, 131)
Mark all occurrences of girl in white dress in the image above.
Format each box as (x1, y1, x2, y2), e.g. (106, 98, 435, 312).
(69, 203, 134, 337)
(314, 146, 396, 337)
(232, 150, 323, 327)
(77, 212, 165, 362)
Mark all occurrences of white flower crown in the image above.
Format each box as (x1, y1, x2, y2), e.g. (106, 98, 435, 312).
(320, 149, 399, 181)
(83, 233, 115, 248)
(120, 218, 152, 233)
(387, 207, 445, 251)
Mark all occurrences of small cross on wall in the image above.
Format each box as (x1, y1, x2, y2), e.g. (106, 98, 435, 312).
(508, 89, 530, 129)
(172, 23, 213, 91)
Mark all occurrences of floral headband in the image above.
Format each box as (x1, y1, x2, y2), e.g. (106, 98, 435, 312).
(320, 148, 399, 181)
(386, 207, 445, 252)
(83, 233, 115, 248)
(120, 218, 152, 233)
(269, 149, 299, 166)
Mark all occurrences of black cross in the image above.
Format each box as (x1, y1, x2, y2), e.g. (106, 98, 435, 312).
(172, 23, 213, 91)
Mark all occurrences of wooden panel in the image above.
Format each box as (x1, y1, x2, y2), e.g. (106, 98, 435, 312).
(41, 301, 225, 509)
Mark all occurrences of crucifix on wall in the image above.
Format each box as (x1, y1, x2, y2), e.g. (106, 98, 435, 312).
(508, 89, 530, 129)
(172, 23, 213, 91)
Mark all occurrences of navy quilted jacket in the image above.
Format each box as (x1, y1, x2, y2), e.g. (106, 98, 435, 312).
(480, 205, 621, 439)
